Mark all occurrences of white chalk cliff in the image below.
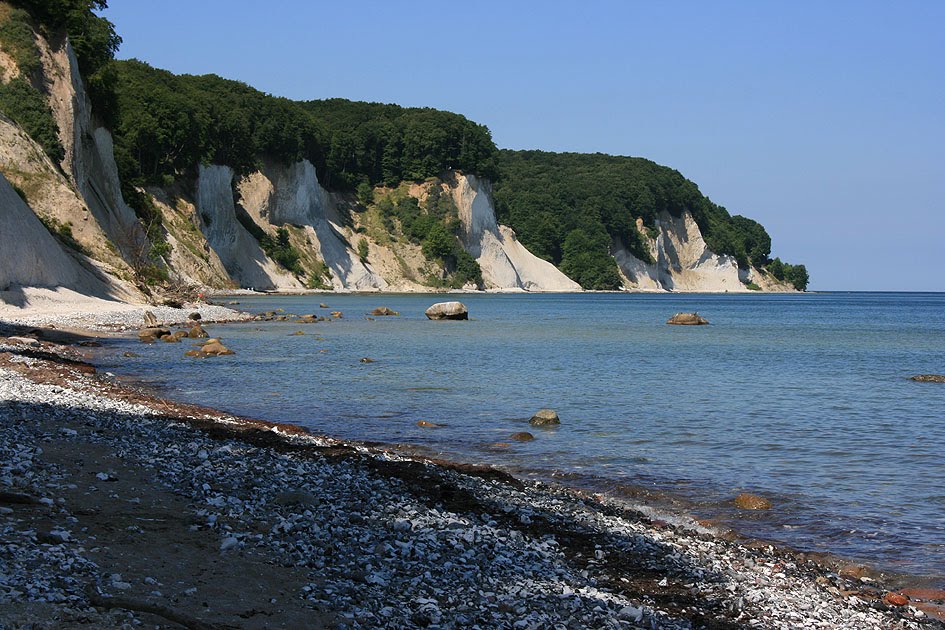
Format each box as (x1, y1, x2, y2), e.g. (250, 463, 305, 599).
(614, 212, 782, 292)
(196, 165, 303, 291)
(237, 160, 387, 291)
(450, 173, 581, 292)
(0, 172, 119, 299)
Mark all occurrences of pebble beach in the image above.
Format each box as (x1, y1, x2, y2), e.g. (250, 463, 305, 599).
(1, 305, 943, 629)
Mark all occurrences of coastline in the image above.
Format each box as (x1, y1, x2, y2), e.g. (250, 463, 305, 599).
(1, 308, 943, 627)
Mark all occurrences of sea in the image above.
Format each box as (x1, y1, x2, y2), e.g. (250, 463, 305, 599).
(100, 292, 945, 586)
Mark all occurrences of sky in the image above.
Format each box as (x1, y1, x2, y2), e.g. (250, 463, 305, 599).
(102, 1, 944, 291)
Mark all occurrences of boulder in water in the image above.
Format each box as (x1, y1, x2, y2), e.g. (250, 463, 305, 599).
(370, 307, 400, 316)
(138, 327, 170, 343)
(510, 432, 535, 442)
(186, 338, 234, 357)
(529, 409, 560, 426)
(734, 493, 771, 510)
(667, 312, 709, 325)
(425, 301, 468, 320)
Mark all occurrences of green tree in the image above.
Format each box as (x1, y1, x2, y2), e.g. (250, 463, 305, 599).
(559, 227, 621, 290)
(421, 222, 455, 261)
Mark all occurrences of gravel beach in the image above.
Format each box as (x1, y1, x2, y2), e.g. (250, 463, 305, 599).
(1, 316, 943, 628)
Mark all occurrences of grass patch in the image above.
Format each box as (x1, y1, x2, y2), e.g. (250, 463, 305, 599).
(38, 215, 89, 256)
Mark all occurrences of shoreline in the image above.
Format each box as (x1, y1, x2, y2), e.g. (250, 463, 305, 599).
(2, 312, 944, 626)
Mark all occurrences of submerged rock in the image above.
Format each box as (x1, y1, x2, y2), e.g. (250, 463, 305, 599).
(370, 307, 400, 316)
(734, 493, 772, 510)
(425, 302, 468, 320)
(510, 432, 535, 442)
(911, 374, 945, 383)
(667, 312, 709, 325)
(529, 409, 560, 427)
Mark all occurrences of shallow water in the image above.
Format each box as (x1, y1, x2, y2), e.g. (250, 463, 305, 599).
(103, 292, 945, 583)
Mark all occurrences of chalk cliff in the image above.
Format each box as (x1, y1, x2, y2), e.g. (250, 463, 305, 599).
(0, 171, 126, 300)
(612, 213, 793, 292)
(450, 173, 580, 292)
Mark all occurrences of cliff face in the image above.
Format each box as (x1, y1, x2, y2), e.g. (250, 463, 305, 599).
(0, 172, 127, 300)
(450, 173, 580, 292)
(0, 19, 793, 303)
(237, 160, 386, 291)
(614, 213, 793, 292)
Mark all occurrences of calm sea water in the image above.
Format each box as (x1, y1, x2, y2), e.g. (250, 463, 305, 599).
(102, 292, 945, 584)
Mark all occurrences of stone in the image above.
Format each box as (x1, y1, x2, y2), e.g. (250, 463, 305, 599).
(360, 357, 376, 363)
(510, 432, 535, 442)
(883, 592, 909, 607)
(734, 493, 772, 510)
(200, 341, 234, 356)
(425, 301, 469, 320)
(319, 303, 328, 308)
(290, 331, 305, 336)
(139, 327, 170, 341)
(7, 336, 40, 347)
(667, 312, 709, 325)
(331, 311, 343, 318)
(416, 420, 442, 428)
(143, 311, 158, 327)
(161, 333, 181, 343)
(371, 307, 400, 316)
(529, 409, 560, 426)
(122, 351, 139, 358)
(186, 338, 234, 357)
(188, 312, 202, 321)
(911, 374, 945, 383)
(838, 564, 870, 579)
(188, 324, 209, 338)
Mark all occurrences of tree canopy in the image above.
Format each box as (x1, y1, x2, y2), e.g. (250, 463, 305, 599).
(103, 61, 498, 195)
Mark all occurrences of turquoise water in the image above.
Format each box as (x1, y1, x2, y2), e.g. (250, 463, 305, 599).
(103, 292, 945, 583)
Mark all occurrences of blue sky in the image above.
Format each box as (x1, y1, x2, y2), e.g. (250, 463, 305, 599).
(103, 1, 944, 291)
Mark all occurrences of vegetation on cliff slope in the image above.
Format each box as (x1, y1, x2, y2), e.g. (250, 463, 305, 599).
(0, 5, 64, 160)
(375, 181, 483, 289)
